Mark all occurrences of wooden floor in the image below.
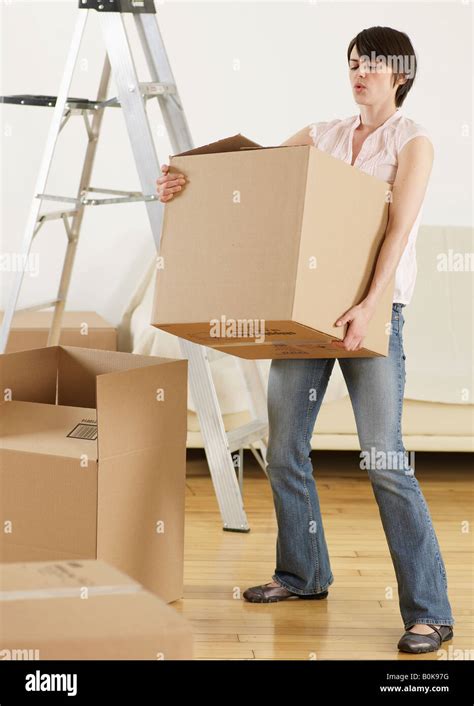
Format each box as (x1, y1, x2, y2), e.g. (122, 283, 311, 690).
(173, 450, 473, 661)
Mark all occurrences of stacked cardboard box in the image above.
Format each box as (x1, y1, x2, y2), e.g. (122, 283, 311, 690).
(151, 133, 395, 358)
(0, 345, 187, 604)
(0, 559, 193, 660)
(0, 310, 117, 353)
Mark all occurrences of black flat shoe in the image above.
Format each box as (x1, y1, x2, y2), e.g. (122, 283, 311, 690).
(397, 624, 454, 654)
(243, 582, 329, 603)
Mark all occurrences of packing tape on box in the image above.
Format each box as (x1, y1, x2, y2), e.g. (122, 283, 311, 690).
(213, 339, 341, 348)
(0, 582, 143, 602)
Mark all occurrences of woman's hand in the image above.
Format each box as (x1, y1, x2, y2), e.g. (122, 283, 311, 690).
(156, 164, 187, 202)
(330, 300, 376, 351)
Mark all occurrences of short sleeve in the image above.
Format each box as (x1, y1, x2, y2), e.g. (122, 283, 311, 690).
(397, 123, 433, 153)
(309, 118, 341, 147)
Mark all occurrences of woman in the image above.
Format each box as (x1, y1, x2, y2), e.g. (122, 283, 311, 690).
(156, 26, 455, 654)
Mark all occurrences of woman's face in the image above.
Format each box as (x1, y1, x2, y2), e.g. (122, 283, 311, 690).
(348, 46, 405, 108)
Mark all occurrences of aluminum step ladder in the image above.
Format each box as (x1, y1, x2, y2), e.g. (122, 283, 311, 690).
(0, 0, 269, 531)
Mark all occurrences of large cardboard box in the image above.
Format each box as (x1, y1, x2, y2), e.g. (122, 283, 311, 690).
(0, 559, 193, 660)
(151, 133, 395, 358)
(0, 345, 187, 603)
(0, 310, 117, 353)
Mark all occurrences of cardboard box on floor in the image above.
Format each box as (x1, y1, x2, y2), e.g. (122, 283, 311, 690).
(0, 345, 187, 604)
(0, 310, 117, 353)
(0, 559, 193, 660)
(151, 133, 395, 358)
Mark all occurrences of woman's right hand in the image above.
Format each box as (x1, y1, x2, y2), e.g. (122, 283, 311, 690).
(156, 164, 187, 202)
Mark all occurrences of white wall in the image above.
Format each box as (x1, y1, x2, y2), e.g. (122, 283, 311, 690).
(1, 0, 472, 325)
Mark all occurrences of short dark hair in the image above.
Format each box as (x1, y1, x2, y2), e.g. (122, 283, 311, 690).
(347, 26, 417, 107)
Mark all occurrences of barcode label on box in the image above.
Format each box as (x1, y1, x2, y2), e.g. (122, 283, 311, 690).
(67, 422, 98, 441)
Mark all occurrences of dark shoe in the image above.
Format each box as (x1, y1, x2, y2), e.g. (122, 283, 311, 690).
(243, 582, 329, 603)
(397, 624, 454, 654)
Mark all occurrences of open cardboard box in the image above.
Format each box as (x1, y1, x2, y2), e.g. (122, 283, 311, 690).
(0, 559, 193, 660)
(151, 133, 395, 358)
(0, 345, 187, 603)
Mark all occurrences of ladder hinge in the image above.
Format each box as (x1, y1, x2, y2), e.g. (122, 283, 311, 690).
(78, 0, 156, 14)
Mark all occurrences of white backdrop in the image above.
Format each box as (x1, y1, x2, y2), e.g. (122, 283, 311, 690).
(1, 0, 472, 328)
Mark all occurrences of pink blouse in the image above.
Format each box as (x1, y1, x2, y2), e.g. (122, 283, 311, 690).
(310, 108, 433, 304)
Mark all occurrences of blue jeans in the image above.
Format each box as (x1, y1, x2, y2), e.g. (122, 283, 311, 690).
(266, 303, 455, 630)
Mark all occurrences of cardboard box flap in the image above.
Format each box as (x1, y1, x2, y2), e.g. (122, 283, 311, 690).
(57, 346, 180, 409)
(96, 359, 187, 459)
(0, 347, 58, 404)
(172, 133, 261, 157)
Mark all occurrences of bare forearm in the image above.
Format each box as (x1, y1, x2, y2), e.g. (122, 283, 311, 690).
(361, 229, 408, 311)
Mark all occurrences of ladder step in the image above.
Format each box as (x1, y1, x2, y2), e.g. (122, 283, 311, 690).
(226, 419, 268, 453)
(0, 94, 95, 108)
(0, 84, 176, 110)
(15, 300, 61, 313)
(36, 189, 158, 206)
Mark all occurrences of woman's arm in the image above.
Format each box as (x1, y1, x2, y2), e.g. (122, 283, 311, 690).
(361, 135, 435, 311)
(332, 135, 434, 351)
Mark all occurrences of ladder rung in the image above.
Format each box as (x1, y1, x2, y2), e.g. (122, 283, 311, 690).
(1, 84, 176, 110)
(15, 300, 61, 314)
(36, 191, 159, 206)
(87, 187, 143, 197)
(0, 94, 95, 108)
(0, 94, 118, 111)
(226, 419, 268, 453)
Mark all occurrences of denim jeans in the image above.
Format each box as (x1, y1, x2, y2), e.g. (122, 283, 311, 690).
(266, 303, 455, 630)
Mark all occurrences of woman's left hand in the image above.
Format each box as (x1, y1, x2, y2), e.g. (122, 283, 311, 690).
(330, 300, 375, 351)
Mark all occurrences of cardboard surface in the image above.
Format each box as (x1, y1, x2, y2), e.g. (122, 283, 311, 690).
(0, 400, 98, 458)
(0, 559, 193, 660)
(0, 346, 188, 603)
(0, 310, 117, 353)
(151, 133, 394, 358)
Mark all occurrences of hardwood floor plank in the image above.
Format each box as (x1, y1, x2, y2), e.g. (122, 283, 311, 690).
(181, 451, 473, 661)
